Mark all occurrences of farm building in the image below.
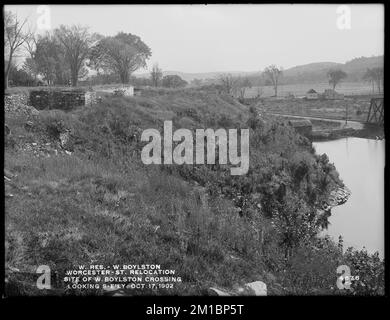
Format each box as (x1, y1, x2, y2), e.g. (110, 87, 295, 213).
(288, 119, 312, 137)
(323, 89, 344, 100)
(306, 89, 319, 100)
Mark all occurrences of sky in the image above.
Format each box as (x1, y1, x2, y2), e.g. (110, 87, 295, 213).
(5, 4, 384, 74)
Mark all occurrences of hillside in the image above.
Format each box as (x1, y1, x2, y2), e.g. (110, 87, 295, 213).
(4, 88, 384, 296)
(134, 55, 383, 85)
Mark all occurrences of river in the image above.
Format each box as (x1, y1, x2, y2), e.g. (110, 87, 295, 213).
(313, 137, 385, 257)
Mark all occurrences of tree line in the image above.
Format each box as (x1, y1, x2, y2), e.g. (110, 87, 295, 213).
(5, 11, 188, 89)
(217, 64, 383, 99)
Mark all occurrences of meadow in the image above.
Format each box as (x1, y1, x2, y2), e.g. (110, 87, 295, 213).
(4, 87, 384, 296)
(244, 81, 376, 98)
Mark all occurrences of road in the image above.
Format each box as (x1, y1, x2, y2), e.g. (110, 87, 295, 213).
(269, 112, 364, 130)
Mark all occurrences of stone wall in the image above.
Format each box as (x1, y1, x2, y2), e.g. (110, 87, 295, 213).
(29, 89, 97, 111)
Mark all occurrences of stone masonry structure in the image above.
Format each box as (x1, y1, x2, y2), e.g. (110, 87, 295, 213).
(29, 89, 97, 111)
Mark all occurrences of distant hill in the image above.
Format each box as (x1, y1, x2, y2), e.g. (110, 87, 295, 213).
(135, 70, 256, 83)
(135, 55, 383, 85)
(281, 62, 342, 84)
(282, 56, 383, 84)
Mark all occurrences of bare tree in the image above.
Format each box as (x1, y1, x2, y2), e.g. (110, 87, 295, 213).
(22, 34, 38, 83)
(150, 63, 163, 87)
(4, 11, 32, 89)
(55, 25, 97, 86)
(263, 65, 283, 97)
(24, 32, 37, 59)
(218, 73, 239, 95)
(237, 77, 252, 100)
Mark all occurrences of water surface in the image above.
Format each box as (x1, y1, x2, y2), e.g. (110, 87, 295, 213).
(313, 137, 385, 257)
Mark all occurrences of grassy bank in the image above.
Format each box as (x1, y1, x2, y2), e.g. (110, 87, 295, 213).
(4, 88, 384, 295)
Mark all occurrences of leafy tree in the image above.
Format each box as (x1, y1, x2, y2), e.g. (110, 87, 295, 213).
(363, 68, 383, 93)
(34, 33, 69, 85)
(263, 65, 283, 97)
(150, 63, 163, 87)
(7, 63, 35, 86)
(89, 32, 151, 84)
(343, 247, 384, 295)
(162, 74, 187, 88)
(327, 69, 347, 90)
(150, 63, 162, 87)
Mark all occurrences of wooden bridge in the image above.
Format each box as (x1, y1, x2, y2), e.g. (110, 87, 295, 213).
(366, 97, 384, 125)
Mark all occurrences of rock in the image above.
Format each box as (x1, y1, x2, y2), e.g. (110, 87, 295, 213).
(60, 131, 70, 147)
(7, 266, 20, 273)
(243, 281, 267, 296)
(208, 287, 231, 296)
(4, 169, 15, 179)
(229, 254, 240, 261)
(4, 94, 39, 117)
(112, 292, 125, 297)
(24, 121, 34, 131)
(209, 281, 267, 296)
(5, 124, 11, 136)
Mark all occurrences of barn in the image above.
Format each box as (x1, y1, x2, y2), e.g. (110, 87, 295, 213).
(306, 89, 318, 100)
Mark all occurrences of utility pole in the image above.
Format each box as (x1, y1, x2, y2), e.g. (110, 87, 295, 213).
(345, 104, 348, 125)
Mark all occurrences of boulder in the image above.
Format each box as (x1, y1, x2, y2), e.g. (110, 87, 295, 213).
(209, 281, 267, 296)
(208, 287, 231, 296)
(24, 121, 34, 131)
(244, 281, 267, 296)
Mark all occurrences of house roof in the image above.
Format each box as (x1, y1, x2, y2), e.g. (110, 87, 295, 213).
(307, 89, 317, 94)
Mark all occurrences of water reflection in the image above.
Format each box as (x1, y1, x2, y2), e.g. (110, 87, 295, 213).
(313, 137, 385, 257)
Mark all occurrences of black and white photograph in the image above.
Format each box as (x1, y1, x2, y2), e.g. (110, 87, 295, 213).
(2, 3, 385, 301)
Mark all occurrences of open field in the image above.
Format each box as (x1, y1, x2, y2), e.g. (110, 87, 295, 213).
(258, 95, 373, 122)
(245, 82, 377, 98)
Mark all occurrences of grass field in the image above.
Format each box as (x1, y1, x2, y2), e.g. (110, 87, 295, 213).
(244, 82, 377, 98)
